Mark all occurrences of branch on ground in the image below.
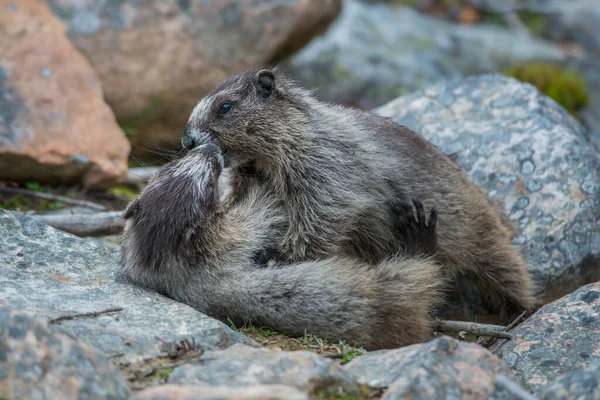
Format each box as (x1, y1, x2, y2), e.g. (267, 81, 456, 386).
(124, 167, 161, 186)
(33, 211, 125, 237)
(0, 186, 106, 211)
(432, 320, 513, 340)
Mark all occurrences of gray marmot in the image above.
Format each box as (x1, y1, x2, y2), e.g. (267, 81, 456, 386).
(181, 67, 534, 320)
(120, 144, 442, 350)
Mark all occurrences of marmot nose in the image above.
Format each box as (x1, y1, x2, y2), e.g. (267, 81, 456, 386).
(181, 134, 196, 150)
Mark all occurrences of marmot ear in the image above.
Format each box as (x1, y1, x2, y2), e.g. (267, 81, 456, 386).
(124, 198, 140, 220)
(255, 69, 275, 99)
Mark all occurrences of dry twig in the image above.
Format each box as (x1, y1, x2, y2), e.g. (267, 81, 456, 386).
(33, 211, 125, 237)
(432, 320, 512, 340)
(49, 307, 123, 324)
(0, 186, 106, 211)
(124, 167, 161, 186)
(494, 375, 537, 400)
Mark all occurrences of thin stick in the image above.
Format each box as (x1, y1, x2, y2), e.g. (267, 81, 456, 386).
(494, 375, 537, 400)
(479, 310, 530, 347)
(33, 211, 125, 237)
(432, 320, 512, 340)
(124, 167, 161, 186)
(0, 186, 106, 211)
(49, 307, 123, 324)
(504, 310, 528, 331)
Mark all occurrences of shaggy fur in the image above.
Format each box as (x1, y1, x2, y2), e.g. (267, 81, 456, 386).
(120, 145, 442, 350)
(182, 68, 535, 320)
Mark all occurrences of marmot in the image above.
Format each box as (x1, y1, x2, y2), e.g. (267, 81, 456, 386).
(120, 144, 442, 350)
(181, 67, 534, 320)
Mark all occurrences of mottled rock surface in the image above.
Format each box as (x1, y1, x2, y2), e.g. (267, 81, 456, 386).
(46, 0, 342, 156)
(522, 0, 600, 54)
(284, 0, 564, 110)
(345, 336, 516, 399)
(0, 307, 130, 400)
(169, 343, 358, 394)
(537, 365, 600, 400)
(0, 0, 130, 188)
(377, 75, 600, 304)
(495, 282, 600, 392)
(0, 209, 253, 364)
(133, 383, 307, 400)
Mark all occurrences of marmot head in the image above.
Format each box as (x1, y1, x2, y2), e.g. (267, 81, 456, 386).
(122, 144, 224, 271)
(182, 67, 308, 168)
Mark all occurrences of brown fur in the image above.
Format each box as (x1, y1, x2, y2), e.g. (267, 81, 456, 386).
(182, 67, 535, 321)
(120, 145, 443, 350)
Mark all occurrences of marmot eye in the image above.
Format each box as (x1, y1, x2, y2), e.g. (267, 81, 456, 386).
(219, 102, 232, 115)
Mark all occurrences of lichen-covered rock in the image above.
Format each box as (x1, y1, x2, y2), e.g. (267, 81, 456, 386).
(169, 343, 358, 394)
(0, 0, 130, 188)
(0, 307, 130, 400)
(45, 0, 342, 157)
(345, 336, 517, 399)
(0, 209, 253, 364)
(132, 383, 307, 400)
(537, 365, 600, 400)
(495, 282, 600, 392)
(284, 0, 564, 110)
(377, 74, 600, 305)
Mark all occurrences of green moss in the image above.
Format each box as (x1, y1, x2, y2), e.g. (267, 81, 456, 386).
(156, 367, 174, 380)
(505, 63, 590, 114)
(105, 185, 139, 200)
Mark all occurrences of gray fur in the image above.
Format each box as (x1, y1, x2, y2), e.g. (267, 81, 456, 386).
(120, 145, 443, 350)
(183, 68, 535, 320)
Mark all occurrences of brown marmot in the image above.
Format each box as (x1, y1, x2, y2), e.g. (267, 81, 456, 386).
(120, 144, 442, 350)
(181, 67, 534, 321)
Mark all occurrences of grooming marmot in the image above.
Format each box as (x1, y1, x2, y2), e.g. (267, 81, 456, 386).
(120, 144, 442, 350)
(181, 68, 534, 320)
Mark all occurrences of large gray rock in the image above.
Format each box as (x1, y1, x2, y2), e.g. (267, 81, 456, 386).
(377, 74, 600, 305)
(537, 365, 600, 400)
(345, 336, 517, 399)
(0, 307, 130, 400)
(516, 0, 600, 55)
(169, 343, 358, 394)
(0, 209, 253, 364)
(283, 0, 564, 110)
(495, 282, 600, 392)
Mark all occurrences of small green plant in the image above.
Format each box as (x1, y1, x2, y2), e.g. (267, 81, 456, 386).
(505, 63, 590, 114)
(261, 327, 279, 338)
(156, 367, 174, 380)
(227, 317, 238, 331)
(338, 340, 366, 364)
(106, 185, 139, 200)
(24, 182, 46, 192)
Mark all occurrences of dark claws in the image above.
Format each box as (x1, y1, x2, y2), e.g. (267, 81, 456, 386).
(392, 198, 438, 258)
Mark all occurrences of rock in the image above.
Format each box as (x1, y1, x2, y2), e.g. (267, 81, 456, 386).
(132, 383, 307, 400)
(0, 0, 130, 188)
(0, 307, 130, 400)
(45, 0, 342, 157)
(495, 282, 600, 392)
(519, 0, 600, 55)
(345, 336, 517, 399)
(283, 0, 564, 110)
(169, 343, 358, 394)
(376, 74, 600, 306)
(0, 209, 254, 365)
(537, 365, 600, 400)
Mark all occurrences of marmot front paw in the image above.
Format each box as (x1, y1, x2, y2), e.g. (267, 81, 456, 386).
(392, 198, 438, 258)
